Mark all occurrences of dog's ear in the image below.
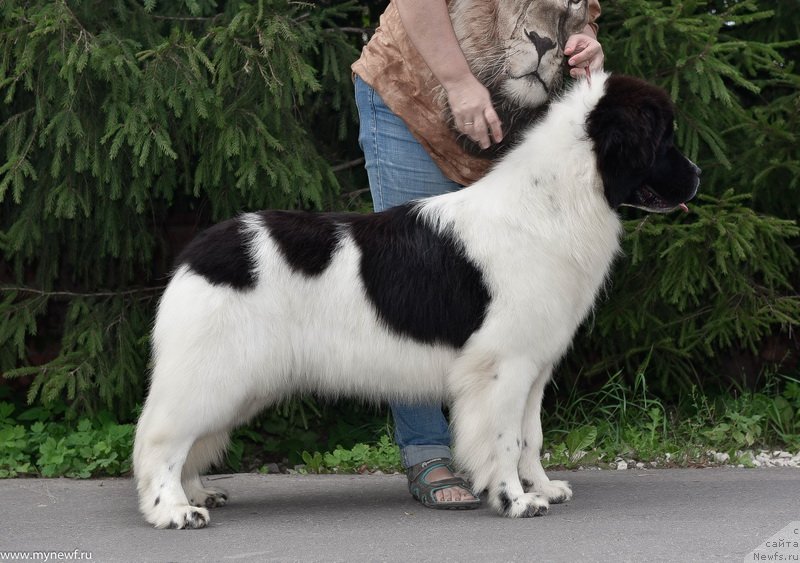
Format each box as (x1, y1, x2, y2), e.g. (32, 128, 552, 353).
(587, 75, 671, 208)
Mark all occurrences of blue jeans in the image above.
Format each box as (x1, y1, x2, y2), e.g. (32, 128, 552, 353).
(354, 75, 462, 469)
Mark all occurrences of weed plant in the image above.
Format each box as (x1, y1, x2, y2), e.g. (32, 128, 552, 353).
(0, 401, 133, 478)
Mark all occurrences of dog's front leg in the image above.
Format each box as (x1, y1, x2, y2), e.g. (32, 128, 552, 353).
(450, 355, 549, 518)
(517, 365, 573, 504)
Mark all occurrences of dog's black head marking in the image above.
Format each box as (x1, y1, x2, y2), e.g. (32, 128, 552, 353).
(587, 75, 700, 213)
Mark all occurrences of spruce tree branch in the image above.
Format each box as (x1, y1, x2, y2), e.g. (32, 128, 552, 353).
(331, 157, 364, 172)
(60, 0, 93, 41)
(342, 188, 370, 197)
(0, 108, 34, 137)
(149, 14, 224, 22)
(2, 286, 166, 299)
(325, 27, 372, 35)
(1, 128, 37, 191)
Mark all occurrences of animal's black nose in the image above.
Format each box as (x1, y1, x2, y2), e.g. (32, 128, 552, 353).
(686, 158, 701, 176)
(525, 29, 556, 59)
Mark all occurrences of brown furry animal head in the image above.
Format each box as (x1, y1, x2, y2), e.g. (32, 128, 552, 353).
(443, 0, 590, 157)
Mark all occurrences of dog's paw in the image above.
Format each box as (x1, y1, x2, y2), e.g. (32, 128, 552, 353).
(187, 486, 228, 509)
(521, 478, 573, 504)
(491, 490, 549, 518)
(149, 504, 210, 530)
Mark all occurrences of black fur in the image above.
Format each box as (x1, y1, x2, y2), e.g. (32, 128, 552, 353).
(350, 204, 491, 349)
(587, 75, 699, 210)
(498, 490, 513, 515)
(176, 219, 256, 290)
(259, 210, 358, 277)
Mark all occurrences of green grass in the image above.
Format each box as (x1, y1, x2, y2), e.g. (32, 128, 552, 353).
(1, 372, 798, 478)
(539, 370, 800, 470)
(298, 371, 800, 474)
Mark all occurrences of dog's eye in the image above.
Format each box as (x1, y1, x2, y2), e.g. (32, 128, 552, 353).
(568, 0, 584, 7)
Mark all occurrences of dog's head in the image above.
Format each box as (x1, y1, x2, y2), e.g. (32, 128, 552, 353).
(587, 75, 700, 212)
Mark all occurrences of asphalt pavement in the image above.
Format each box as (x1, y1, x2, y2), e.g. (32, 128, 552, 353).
(1, 468, 799, 562)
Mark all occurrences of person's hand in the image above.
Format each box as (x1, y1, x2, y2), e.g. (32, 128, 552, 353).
(444, 75, 503, 150)
(564, 33, 604, 79)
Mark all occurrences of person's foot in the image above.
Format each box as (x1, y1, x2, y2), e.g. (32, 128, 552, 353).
(406, 458, 481, 509)
(425, 465, 480, 503)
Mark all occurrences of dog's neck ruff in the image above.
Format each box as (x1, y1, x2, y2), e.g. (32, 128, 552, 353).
(490, 72, 608, 191)
(422, 72, 619, 258)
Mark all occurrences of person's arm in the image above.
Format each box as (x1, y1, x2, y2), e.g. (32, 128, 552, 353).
(394, 0, 502, 149)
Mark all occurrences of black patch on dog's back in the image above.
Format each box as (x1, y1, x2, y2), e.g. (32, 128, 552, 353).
(176, 218, 255, 289)
(177, 204, 489, 348)
(350, 204, 490, 349)
(258, 210, 357, 277)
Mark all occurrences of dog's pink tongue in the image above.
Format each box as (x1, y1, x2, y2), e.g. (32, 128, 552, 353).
(679, 203, 689, 212)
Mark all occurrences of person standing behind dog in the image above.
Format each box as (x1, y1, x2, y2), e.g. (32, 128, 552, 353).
(351, 0, 603, 509)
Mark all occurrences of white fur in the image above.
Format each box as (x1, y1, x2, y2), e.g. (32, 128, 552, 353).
(134, 73, 619, 528)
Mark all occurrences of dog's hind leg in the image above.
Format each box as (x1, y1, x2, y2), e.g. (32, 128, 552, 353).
(182, 431, 231, 509)
(450, 354, 549, 518)
(134, 402, 210, 529)
(517, 365, 573, 504)
(133, 362, 255, 529)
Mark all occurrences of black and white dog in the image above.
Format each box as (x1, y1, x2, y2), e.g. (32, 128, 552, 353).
(134, 72, 699, 529)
